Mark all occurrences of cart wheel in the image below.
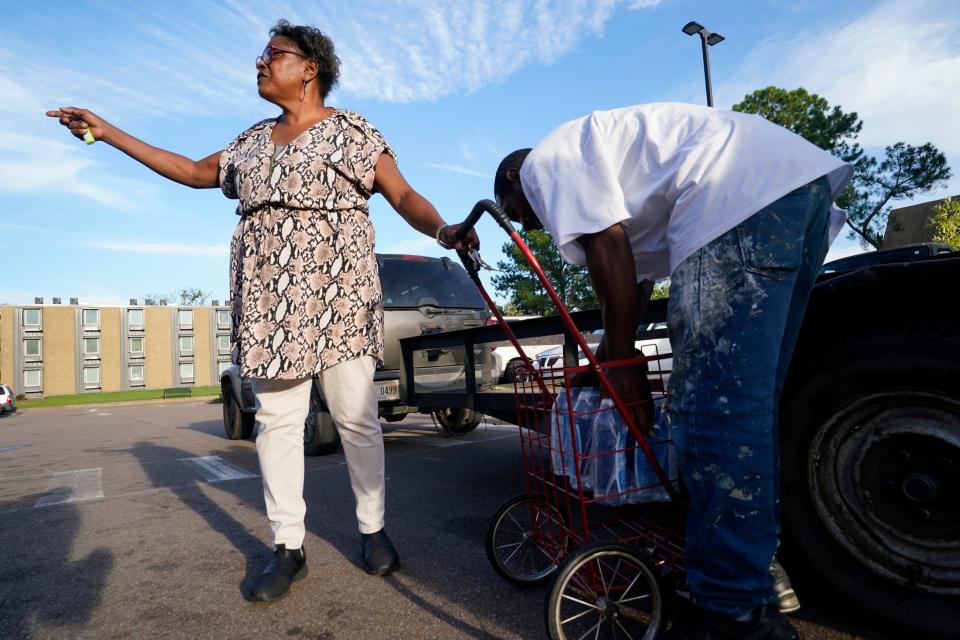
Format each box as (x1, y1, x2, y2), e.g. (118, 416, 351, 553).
(486, 494, 569, 587)
(546, 541, 664, 640)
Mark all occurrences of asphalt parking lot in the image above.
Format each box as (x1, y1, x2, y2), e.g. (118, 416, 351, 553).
(0, 401, 896, 639)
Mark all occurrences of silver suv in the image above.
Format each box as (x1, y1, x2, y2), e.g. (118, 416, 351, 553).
(0, 384, 16, 415)
(221, 254, 491, 455)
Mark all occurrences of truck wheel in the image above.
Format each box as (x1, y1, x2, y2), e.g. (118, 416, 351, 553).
(433, 407, 482, 434)
(303, 385, 340, 456)
(780, 327, 960, 638)
(222, 380, 254, 440)
(501, 358, 524, 384)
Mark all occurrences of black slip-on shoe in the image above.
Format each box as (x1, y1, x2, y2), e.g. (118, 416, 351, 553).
(665, 604, 799, 640)
(361, 529, 400, 576)
(248, 544, 308, 602)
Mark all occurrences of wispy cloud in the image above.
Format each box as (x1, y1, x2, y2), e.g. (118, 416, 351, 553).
(715, 0, 960, 204)
(0, 222, 227, 257)
(718, 0, 960, 153)
(0, 1, 663, 208)
(377, 236, 439, 255)
(85, 240, 228, 257)
(428, 163, 494, 179)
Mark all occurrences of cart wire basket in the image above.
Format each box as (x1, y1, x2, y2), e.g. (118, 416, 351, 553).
(454, 200, 688, 640)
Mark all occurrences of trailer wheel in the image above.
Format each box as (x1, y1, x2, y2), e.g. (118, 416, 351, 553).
(222, 380, 254, 440)
(303, 385, 340, 456)
(780, 326, 960, 637)
(501, 358, 524, 384)
(433, 407, 482, 434)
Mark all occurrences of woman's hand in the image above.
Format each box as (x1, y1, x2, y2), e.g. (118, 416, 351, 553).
(440, 224, 480, 252)
(46, 107, 113, 144)
(45, 106, 221, 188)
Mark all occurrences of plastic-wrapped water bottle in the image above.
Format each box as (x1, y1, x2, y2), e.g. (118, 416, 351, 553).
(630, 396, 677, 503)
(550, 388, 579, 477)
(590, 399, 628, 505)
(571, 388, 600, 491)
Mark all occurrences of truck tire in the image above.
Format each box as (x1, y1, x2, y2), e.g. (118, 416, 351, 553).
(780, 325, 960, 638)
(433, 407, 482, 434)
(501, 358, 524, 384)
(222, 380, 254, 440)
(303, 385, 340, 456)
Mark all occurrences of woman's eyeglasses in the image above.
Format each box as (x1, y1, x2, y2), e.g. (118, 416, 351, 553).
(257, 45, 307, 65)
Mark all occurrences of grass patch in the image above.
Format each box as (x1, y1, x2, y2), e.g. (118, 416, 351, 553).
(18, 385, 221, 409)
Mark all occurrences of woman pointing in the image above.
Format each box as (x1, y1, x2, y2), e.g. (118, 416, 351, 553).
(48, 19, 477, 603)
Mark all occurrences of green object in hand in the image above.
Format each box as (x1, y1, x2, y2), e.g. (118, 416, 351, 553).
(83, 129, 96, 145)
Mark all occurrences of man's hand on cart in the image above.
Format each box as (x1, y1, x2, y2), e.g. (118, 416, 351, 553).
(605, 365, 656, 437)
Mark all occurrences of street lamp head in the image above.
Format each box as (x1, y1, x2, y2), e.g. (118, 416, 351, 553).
(706, 33, 725, 46)
(682, 21, 704, 36)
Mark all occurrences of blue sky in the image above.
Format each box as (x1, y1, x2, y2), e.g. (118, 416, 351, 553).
(2, 0, 959, 306)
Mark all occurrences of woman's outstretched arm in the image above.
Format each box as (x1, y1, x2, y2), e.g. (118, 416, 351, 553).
(373, 153, 479, 251)
(46, 106, 221, 189)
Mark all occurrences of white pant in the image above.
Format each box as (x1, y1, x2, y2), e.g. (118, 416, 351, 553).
(252, 356, 385, 548)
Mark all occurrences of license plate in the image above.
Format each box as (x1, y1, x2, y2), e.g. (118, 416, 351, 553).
(376, 379, 400, 402)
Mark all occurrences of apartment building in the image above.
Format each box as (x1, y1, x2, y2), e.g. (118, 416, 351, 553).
(0, 301, 233, 397)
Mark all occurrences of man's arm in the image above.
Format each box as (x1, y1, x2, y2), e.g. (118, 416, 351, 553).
(578, 223, 655, 433)
(578, 223, 647, 359)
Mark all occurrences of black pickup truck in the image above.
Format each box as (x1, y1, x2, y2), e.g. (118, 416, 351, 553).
(777, 251, 958, 637)
(401, 249, 960, 637)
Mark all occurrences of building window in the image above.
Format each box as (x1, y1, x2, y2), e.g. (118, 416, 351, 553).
(216, 309, 230, 327)
(129, 337, 145, 355)
(22, 308, 41, 328)
(24, 338, 42, 358)
(82, 308, 100, 328)
(128, 308, 144, 329)
(217, 334, 231, 353)
(178, 309, 193, 330)
(217, 361, 232, 376)
(24, 369, 42, 390)
(129, 365, 145, 385)
(179, 336, 194, 354)
(179, 363, 195, 383)
(83, 337, 100, 357)
(83, 366, 100, 388)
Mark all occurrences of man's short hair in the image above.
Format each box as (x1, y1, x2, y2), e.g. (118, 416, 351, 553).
(494, 148, 532, 203)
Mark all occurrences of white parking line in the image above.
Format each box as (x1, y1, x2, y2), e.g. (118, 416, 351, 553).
(0, 444, 27, 453)
(34, 468, 104, 507)
(181, 456, 258, 483)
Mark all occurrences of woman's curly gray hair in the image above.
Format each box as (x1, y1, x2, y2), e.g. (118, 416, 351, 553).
(269, 19, 340, 99)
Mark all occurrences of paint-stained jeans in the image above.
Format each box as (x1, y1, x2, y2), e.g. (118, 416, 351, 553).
(666, 176, 832, 618)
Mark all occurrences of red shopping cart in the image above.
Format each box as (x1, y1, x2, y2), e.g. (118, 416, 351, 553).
(454, 200, 687, 640)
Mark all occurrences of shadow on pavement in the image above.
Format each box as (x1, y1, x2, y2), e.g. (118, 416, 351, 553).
(131, 440, 270, 600)
(0, 496, 114, 637)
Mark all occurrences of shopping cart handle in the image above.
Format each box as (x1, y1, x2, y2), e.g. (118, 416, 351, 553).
(455, 199, 516, 240)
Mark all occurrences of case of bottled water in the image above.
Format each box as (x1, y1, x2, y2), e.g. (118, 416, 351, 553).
(570, 388, 600, 491)
(549, 388, 577, 477)
(590, 398, 629, 505)
(628, 396, 677, 503)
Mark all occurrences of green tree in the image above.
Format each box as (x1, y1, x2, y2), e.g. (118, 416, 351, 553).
(492, 230, 597, 315)
(928, 197, 960, 248)
(734, 86, 952, 249)
(177, 287, 211, 306)
(732, 86, 864, 163)
(651, 278, 670, 300)
(845, 143, 952, 248)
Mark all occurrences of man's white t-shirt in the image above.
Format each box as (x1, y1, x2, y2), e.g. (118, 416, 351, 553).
(519, 103, 855, 281)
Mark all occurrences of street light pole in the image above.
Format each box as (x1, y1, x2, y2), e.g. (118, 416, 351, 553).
(682, 21, 724, 107)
